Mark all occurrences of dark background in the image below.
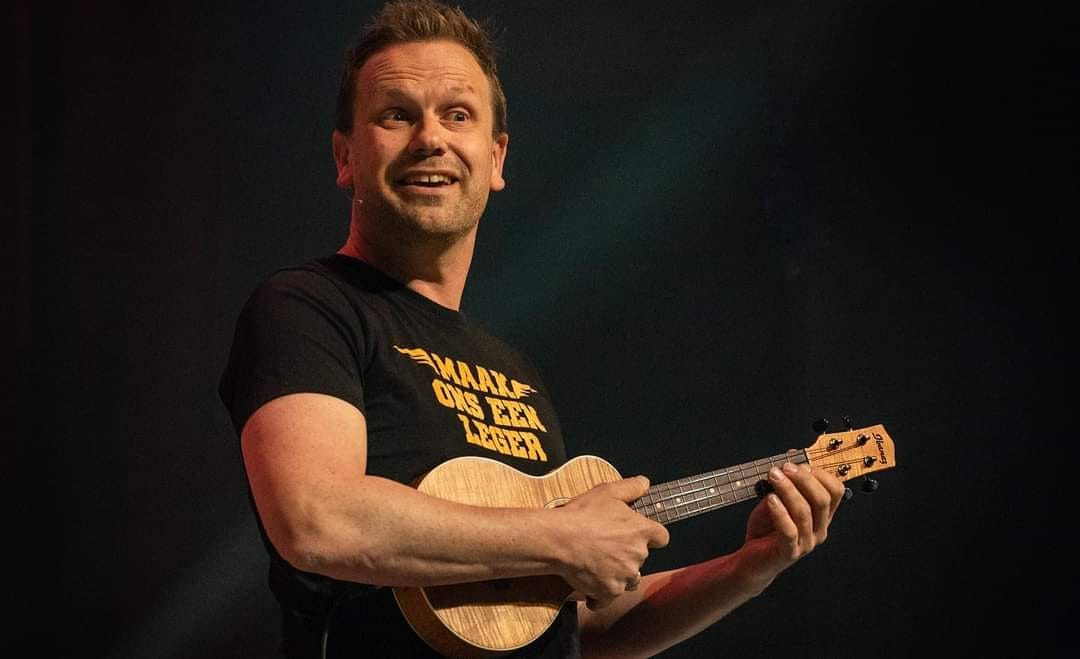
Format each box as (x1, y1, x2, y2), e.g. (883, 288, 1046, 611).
(23, 1, 1075, 657)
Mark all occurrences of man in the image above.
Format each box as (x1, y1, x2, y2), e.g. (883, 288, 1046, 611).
(219, 2, 846, 657)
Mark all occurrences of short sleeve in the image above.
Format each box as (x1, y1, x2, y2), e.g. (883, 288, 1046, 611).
(218, 268, 368, 435)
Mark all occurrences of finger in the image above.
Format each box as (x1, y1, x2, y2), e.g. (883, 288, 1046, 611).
(647, 521, 670, 549)
(765, 492, 799, 557)
(788, 464, 833, 539)
(771, 464, 813, 545)
(586, 595, 614, 611)
(605, 476, 650, 503)
(814, 467, 846, 516)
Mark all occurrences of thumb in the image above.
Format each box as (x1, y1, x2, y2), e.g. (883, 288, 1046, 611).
(607, 475, 650, 502)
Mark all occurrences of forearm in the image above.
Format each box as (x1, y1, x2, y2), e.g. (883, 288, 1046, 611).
(579, 550, 773, 659)
(270, 473, 567, 587)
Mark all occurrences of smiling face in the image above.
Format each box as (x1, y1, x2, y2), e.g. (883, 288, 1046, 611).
(333, 39, 509, 246)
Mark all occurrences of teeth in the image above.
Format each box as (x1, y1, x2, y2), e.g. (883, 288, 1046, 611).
(402, 174, 453, 185)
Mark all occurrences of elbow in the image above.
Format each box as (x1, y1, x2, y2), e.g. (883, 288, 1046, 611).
(265, 514, 330, 573)
(264, 507, 380, 582)
(276, 537, 339, 576)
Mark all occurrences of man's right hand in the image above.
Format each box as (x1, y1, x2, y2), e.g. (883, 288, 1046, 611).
(551, 476, 670, 610)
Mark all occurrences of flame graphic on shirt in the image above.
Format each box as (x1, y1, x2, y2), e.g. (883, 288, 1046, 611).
(514, 382, 537, 397)
(393, 346, 440, 375)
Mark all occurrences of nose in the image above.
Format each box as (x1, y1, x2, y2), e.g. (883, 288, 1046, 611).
(409, 113, 448, 156)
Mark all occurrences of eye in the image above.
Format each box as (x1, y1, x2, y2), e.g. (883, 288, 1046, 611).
(446, 109, 470, 122)
(380, 109, 410, 125)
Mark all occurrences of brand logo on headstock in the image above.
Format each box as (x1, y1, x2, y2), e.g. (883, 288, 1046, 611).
(874, 432, 888, 464)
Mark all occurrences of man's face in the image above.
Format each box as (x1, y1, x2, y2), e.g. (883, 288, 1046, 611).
(333, 40, 509, 242)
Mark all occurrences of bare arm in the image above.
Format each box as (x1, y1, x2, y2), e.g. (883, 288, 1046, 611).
(243, 392, 563, 586)
(241, 392, 667, 594)
(577, 462, 846, 658)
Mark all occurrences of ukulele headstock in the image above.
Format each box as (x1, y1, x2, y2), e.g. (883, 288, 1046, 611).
(806, 423, 896, 484)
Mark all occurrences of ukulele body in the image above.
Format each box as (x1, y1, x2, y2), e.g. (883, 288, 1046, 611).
(393, 455, 621, 657)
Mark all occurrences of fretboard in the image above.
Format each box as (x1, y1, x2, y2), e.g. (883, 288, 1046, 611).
(630, 450, 810, 525)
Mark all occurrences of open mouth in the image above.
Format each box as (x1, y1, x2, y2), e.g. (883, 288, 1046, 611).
(395, 173, 459, 188)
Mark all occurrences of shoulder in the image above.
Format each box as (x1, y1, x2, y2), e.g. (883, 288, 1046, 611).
(250, 257, 348, 302)
(242, 255, 392, 320)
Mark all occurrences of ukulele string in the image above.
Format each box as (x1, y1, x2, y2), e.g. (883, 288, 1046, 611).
(637, 448, 876, 512)
(635, 465, 780, 511)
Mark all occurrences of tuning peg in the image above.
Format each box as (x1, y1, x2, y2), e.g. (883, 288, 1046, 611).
(812, 418, 830, 434)
(843, 487, 854, 501)
(842, 415, 854, 430)
(861, 476, 879, 493)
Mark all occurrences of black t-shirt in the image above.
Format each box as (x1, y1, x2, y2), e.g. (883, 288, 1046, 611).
(219, 255, 578, 658)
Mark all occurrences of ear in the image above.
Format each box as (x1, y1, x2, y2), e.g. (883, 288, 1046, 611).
(331, 130, 353, 190)
(488, 133, 509, 192)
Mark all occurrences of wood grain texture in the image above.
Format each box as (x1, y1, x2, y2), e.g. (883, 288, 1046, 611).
(393, 455, 622, 657)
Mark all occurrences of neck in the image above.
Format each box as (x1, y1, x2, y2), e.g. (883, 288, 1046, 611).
(338, 222, 476, 312)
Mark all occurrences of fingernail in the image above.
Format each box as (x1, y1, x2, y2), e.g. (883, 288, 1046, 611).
(769, 467, 784, 481)
(782, 462, 799, 475)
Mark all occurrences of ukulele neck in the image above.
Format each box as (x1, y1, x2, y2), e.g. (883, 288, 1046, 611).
(630, 450, 810, 525)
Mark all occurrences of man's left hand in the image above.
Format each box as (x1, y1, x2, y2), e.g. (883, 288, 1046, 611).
(735, 460, 846, 590)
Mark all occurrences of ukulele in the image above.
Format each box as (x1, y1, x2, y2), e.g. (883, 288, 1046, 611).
(393, 423, 896, 657)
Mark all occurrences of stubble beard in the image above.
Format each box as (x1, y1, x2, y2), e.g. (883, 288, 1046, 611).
(371, 185, 489, 246)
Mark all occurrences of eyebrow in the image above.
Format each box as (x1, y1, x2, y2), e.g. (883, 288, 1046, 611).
(446, 84, 479, 95)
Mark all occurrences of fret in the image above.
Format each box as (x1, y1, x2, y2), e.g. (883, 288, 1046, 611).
(705, 472, 722, 508)
(725, 465, 742, 509)
(754, 456, 772, 479)
(674, 476, 689, 513)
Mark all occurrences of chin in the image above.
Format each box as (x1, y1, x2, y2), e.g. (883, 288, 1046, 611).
(392, 199, 480, 235)
(398, 209, 478, 239)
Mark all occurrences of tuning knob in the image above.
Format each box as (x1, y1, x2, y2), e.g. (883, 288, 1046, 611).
(861, 476, 879, 493)
(843, 487, 854, 501)
(842, 415, 854, 430)
(813, 418, 830, 434)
